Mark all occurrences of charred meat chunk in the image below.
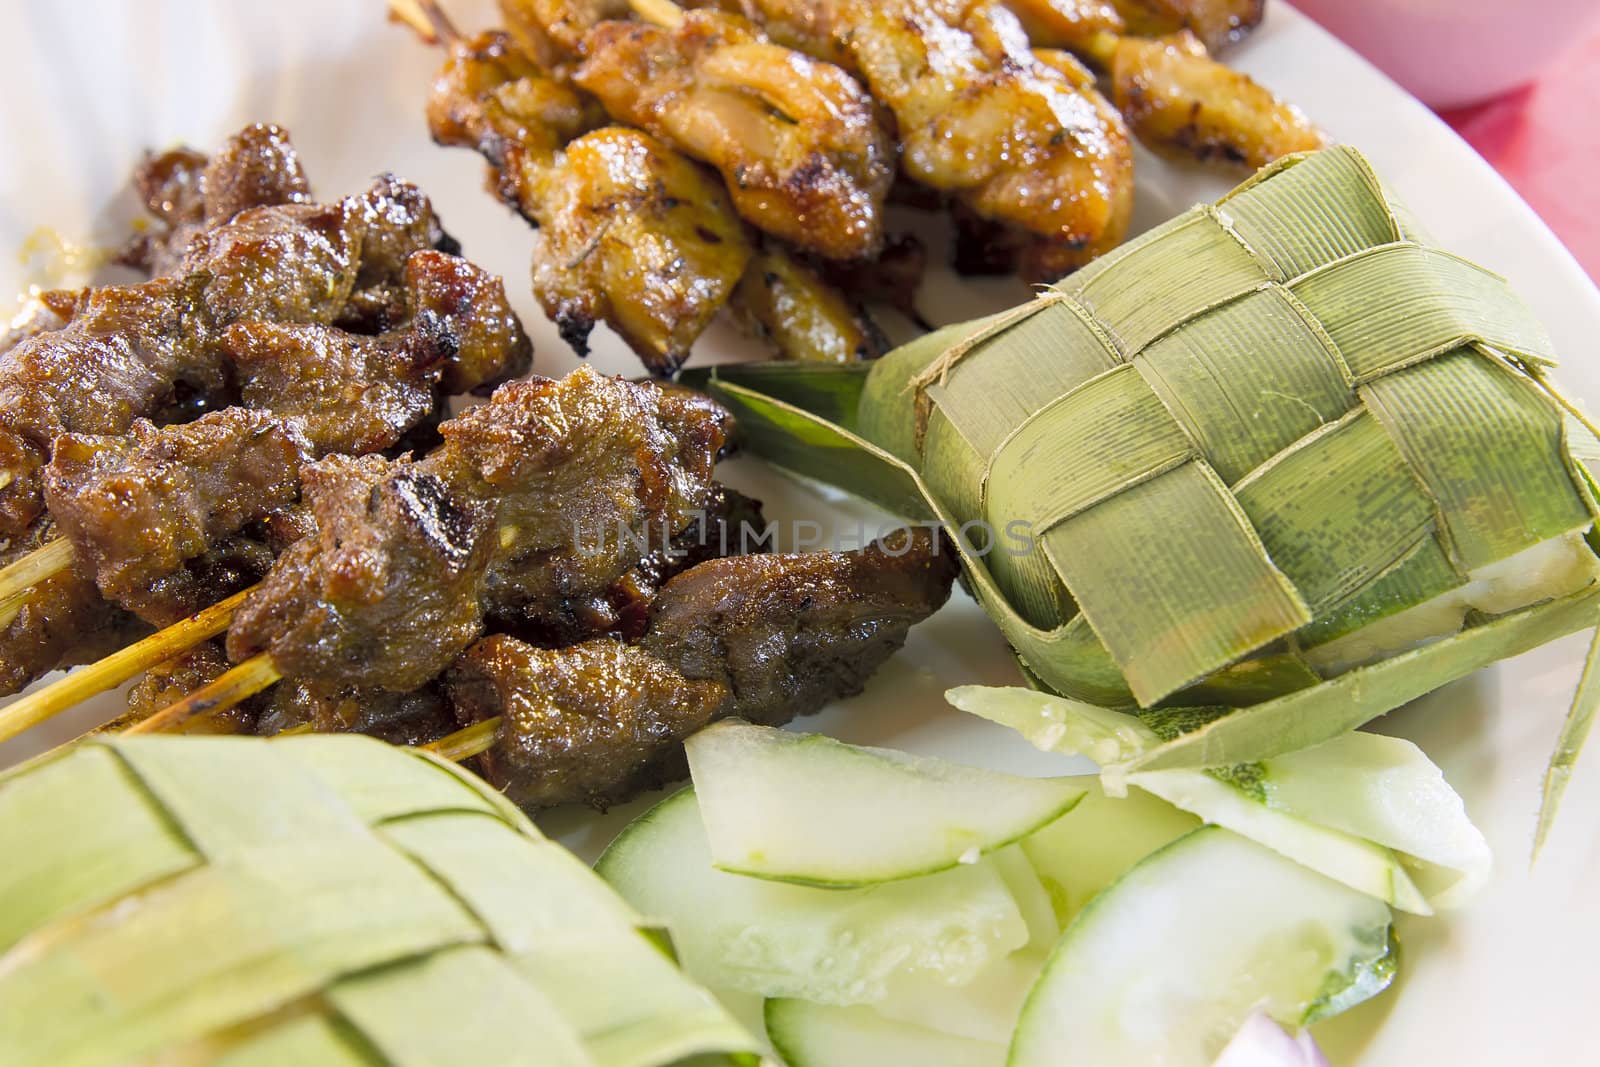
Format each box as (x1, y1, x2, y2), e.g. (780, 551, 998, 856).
(123, 123, 314, 275)
(449, 637, 730, 810)
(42, 410, 311, 602)
(0, 520, 144, 696)
(449, 526, 958, 810)
(229, 452, 496, 693)
(228, 369, 733, 691)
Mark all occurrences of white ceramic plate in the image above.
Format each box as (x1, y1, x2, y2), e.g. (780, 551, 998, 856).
(2, 2, 1597, 1062)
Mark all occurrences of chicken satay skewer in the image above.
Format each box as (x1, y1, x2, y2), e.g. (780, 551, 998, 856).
(627, 0, 682, 28)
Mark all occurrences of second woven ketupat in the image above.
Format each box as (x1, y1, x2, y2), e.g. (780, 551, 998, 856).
(0, 735, 756, 1067)
(854, 145, 1598, 709)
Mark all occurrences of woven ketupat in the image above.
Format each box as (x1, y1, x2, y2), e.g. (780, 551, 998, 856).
(694, 146, 1600, 800)
(0, 734, 757, 1067)
(870, 145, 1595, 707)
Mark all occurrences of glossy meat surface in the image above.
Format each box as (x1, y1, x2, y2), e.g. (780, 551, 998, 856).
(449, 637, 731, 809)
(733, 248, 884, 362)
(1108, 31, 1325, 168)
(225, 250, 531, 455)
(1110, 0, 1262, 51)
(744, 0, 1136, 279)
(124, 123, 313, 276)
(450, 526, 958, 809)
(228, 369, 732, 690)
(42, 411, 310, 602)
(429, 30, 751, 373)
(577, 10, 894, 260)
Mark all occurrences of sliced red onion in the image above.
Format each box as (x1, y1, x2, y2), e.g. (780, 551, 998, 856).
(1212, 1010, 1330, 1067)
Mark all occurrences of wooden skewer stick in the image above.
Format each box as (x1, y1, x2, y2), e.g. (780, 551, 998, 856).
(388, 0, 461, 46)
(629, 0, 686, 30)
(124, 652, 284, 735)
(0, 537, 76, 606)
(421, 716, 503, 762)
(0, 586, 257, 745)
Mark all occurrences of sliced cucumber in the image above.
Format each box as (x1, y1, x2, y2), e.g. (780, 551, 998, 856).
(1126, 771, 1431, 914)
(946, 686, 1158, 766)
(988, 845, 1057, 950)
(1258, 732, 1491, 907)
(596, 789, 1030, 1004)
(1020, 776, 1200, 926)
(871, 849, 1054, 1045)
(684, 721, 1084, 886)
(872, 949, 1046, 1045)
(766, 999, 1003, 1067)
(1010, 827, 1395, 1067)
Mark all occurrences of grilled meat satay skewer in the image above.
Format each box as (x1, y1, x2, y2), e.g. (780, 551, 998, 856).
(1071, 29, 1325, 169)
(444, 526, 958, 810)
(134, 526, 955, 814)
(0, 165, 451, 541)
(151, 483, 767, 742)
(997, 1, 1321, 168)
(104, 366, 735, 735)
(733, 0, 1136, 281)
(0, 251, 530, 699)
(1109, 0, 1262, 51)
(0, 251, 529, 623)
(410, 4, 880, 371)
(577, 0, 894, 260)
(119, 123, 313, 278)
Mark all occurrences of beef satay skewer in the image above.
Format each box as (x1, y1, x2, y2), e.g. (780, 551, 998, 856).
(132, 527, 958, 821)
(3, 368, 733, 745)
(0, 540, 75, 612)
(122, 652, 281, 735)
(0, 586, 255, 744)
(0, 245, 531, 662)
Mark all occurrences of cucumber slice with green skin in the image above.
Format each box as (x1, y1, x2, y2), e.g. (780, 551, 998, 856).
(1010, 826, 1396, 1067)
(596, 789, 1031, 1005)
(1020, 776, 1200, 927)
(766, 999, 1004, 1067)
(1255, 733, 1491, 908)
(684, 721, 1085, 887)
(1125, 772, 1432, 914)
(953, 685, 1483, 913)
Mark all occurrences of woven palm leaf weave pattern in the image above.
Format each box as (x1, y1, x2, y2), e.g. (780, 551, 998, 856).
(885, 146, 1598, 708)
(0, 734, 753, 1067)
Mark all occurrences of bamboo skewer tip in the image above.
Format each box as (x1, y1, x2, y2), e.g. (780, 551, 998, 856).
(422, 716, 502, 763)
(125, 653, 284, 736)
(0, 585, 258, 746)
(629, 0, 686, 30)
(388, 0, 461, 46)
(0, 537, 77, 604)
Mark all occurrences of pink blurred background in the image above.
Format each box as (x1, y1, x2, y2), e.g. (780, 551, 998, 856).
(1292, 0, 1600, 282)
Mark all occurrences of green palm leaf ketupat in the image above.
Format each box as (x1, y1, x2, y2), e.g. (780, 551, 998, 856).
(0, 734, 759, 1067)
(687, 147, 1600, 848)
